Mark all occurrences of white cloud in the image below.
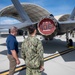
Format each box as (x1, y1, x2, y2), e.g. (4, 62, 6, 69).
(0, 19, 20, 24)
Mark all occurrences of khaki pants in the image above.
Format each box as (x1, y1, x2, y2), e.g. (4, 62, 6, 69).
(7, 54, 16, 75)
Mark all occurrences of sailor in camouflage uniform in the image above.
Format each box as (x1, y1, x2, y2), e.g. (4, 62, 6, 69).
(21, 26, 44, 75)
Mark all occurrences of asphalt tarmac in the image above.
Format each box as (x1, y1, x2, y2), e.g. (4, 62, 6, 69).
(0, 34, 75, 75)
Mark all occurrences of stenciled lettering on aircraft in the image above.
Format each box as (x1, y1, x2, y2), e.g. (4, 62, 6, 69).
(38, 18, 56, 35)
(39, 21, 54, 31)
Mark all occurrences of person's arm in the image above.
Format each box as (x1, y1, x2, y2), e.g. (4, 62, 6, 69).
(21, 41, 26, 60)
(37, 40, 44, 71)
(11, 50, 20, 65)
(9, 39, 20, 65)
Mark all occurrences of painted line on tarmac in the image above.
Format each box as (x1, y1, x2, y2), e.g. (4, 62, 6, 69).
(0, 47, 75, 75)
(44, 47, 75, 61)
(0, 65, 26, 75)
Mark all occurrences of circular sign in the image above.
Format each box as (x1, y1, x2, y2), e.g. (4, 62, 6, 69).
(38, 18, 56, 36)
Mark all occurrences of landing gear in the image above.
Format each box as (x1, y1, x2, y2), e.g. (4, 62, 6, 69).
(45, 38, 49, 41)
(67, 39, 73, 47)
(23, 31, 27, 39)
(66, 32, 73, 48)
(45, 37, 53, 41)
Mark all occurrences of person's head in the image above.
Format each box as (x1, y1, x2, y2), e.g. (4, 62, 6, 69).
(9, 26, 18, 36)
(28, 26, 36, 36)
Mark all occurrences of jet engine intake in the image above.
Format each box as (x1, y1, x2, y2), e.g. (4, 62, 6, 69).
(38, 17, 57, 36)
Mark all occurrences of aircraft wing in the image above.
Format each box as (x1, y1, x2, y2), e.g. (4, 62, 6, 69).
(11, 0, 32, 23)
(57, 7, 75, 34)
(0, 21, 37, 29)
(10, 0, 75, 37)
(0, 0, 75, 40)
(58, 20, 75, 33)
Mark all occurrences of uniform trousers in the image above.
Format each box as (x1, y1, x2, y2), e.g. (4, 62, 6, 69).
(7, 54, 16, 75)
(26, 67, 41, 75)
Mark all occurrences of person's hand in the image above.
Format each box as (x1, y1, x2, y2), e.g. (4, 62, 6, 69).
(16, 59, 20, 65)
(40, 66, 44, 72)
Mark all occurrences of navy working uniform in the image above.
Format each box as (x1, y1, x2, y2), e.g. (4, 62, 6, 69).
(21, 36, 44, 75)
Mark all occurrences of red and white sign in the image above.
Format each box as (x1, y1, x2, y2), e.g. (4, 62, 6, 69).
(38, 18, 56, 36)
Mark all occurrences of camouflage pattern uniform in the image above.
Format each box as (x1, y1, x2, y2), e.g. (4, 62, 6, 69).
(21, 36, 44, 75)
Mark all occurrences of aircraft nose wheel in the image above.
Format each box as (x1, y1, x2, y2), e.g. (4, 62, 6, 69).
(67, 39, 74, 48)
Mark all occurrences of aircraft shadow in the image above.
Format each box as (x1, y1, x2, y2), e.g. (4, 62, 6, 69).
(42, 38, 75, 62)
(0, 43, 6, 46)
(1, 39, 75, 62)
(42, 38, 67, 53)
(61, 49, 75, 62)
(0, 50, 7, 55)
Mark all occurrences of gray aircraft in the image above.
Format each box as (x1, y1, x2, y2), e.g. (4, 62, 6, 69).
(0, 0, 75, 47)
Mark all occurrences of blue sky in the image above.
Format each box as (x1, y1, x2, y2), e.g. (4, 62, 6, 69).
(0, 0, 75, 24)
